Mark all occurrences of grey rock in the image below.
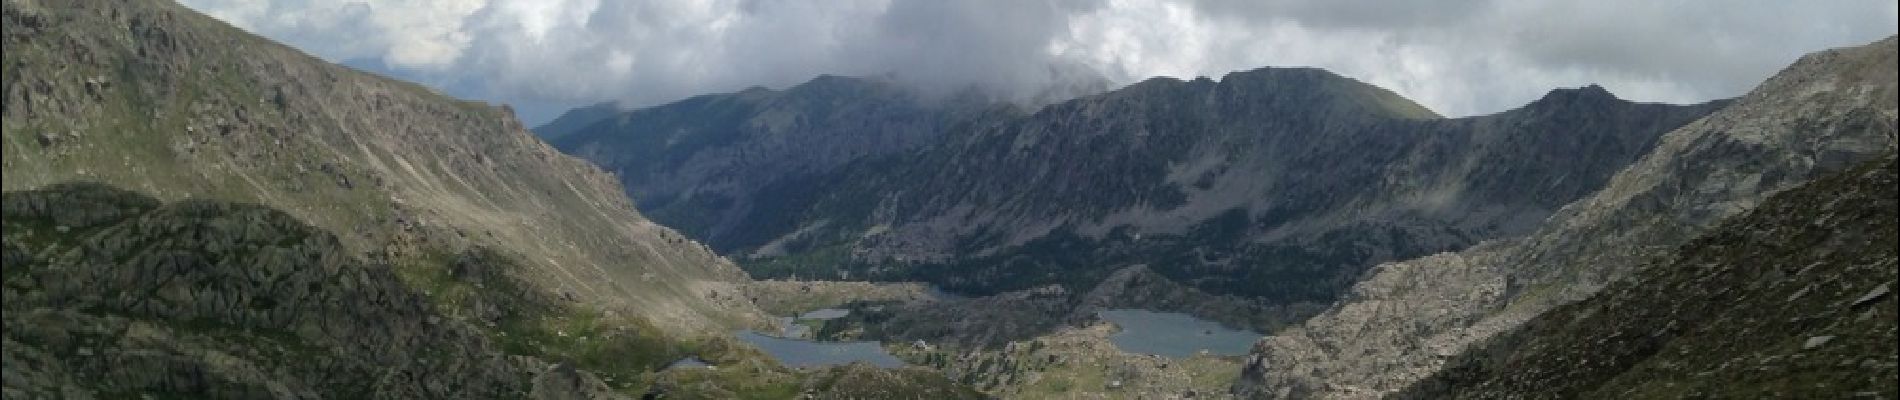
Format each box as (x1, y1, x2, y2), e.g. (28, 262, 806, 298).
(1851, 283, 1892, 308)
(1803, 335, 1836, 350)
(1237, 36, 1898, 399)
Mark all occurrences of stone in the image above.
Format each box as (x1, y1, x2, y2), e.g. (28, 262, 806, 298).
(1850, 283, 1891, 308)
(1803, 336, 1835, 350)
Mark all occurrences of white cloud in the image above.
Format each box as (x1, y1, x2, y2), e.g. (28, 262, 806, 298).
(180, 0, 1897, 122)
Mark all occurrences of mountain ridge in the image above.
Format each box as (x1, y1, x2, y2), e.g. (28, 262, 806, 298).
(1398, 154, 1897, 399)
(725, 65, 1721, 319)
(3, 0, 761, 338)
(1237, 34, 1898, 399)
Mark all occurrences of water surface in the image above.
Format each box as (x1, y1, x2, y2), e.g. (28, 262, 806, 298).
(664, 357, 710, 370)
(735, 330, 904, 368)
(1097, 309, 1262, 358)
(798, 308, 850, 320)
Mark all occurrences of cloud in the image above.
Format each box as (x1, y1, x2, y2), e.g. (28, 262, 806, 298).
(182, 0, 1896, 124)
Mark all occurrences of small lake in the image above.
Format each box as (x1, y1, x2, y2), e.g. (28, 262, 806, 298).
(734, 330, 904, 368)
(664, 357, 710, 370)
(1097, 309, 1262, 358)
(798, 308, 850, 320)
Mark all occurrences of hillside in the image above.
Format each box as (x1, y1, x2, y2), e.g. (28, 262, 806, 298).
(550, 76, 1010, 249)
(706, 68, 1721, 331)
(1399, 155, 1896, 398)
(533, 101, 622, 142)
(1239, 35, 1898, 399)
(1, 0, 993, 397)
(0, 184, 982, 398)
(2, 0, 761, 334)
(1, 184, 622, 397)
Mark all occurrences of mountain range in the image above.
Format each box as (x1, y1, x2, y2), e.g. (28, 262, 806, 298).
(4, 0, 1894, 398)
(546, 61, 1727, 334)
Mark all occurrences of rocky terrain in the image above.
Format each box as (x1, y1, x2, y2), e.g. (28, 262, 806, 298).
(0, 183, 619, 398)
(648, 360, 984, 400)
(10, 1, 1892, 398)
(2, 0, 765, 335)
(0, 183, 984, 398)
(1399, 155, 1896, 398)
(549, 76, 1010, 251)
(2, 0, 988, 397)
(738, 279, 945, 316)
(562, 62, 1724, 336)
(1237, 35, 1899, 399)
(893, 322, 1244, 399)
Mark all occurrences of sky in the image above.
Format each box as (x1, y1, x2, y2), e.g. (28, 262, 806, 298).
(179, 0, 1898, 126)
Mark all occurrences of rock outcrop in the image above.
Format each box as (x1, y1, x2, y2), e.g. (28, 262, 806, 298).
(1398, 155, 1896, 398)
(1236, 35, 1898, 399)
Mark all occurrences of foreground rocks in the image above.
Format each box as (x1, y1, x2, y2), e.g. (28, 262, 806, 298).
(1237, 35, 1897, 399)
(895, 322, 1245, 399)
(1401, 156, 1897, 398)
(0, 183, 616, 398)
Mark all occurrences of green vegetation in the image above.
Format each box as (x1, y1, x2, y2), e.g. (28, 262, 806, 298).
(383, 245, 708, 393)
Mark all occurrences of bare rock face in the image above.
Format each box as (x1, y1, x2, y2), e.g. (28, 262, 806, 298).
(1, 0, 762, 335)
(1236, 36, 1898, 399)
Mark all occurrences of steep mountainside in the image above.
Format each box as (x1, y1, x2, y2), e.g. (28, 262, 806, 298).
(1, 184, 614, 397)
(551, 76, 1010, 247)
(2, 1, 991, 397)
(725, 68, 1721, 322)
(0, 184, 981, 398)
(1238, 36, 1898, 399)
(1400, 155, 1896, 399)
(2, 0, 761, 333)
(533, 101, 621, 142)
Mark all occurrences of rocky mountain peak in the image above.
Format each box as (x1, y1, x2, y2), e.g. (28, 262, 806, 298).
(787, 74, 906, 97)
(1533, 83, 1619, 104)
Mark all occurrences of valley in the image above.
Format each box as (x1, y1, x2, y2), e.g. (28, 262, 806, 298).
(4, 1, 1894, 399)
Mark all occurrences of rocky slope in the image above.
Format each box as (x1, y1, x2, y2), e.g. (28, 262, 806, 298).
(0, 184, 622, 398)
(0, 184, 982, 398)
(549, 76, 1009, 250)
(1237, 35, 1899, 399)
(2, 1, 996, 397)
(533, 101, 623, 142)
(728, 68, 1721, 326)
(1399, 155, 1896, 399)
(2, 0, 761, 335)
(893, 322, 1245, 399)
